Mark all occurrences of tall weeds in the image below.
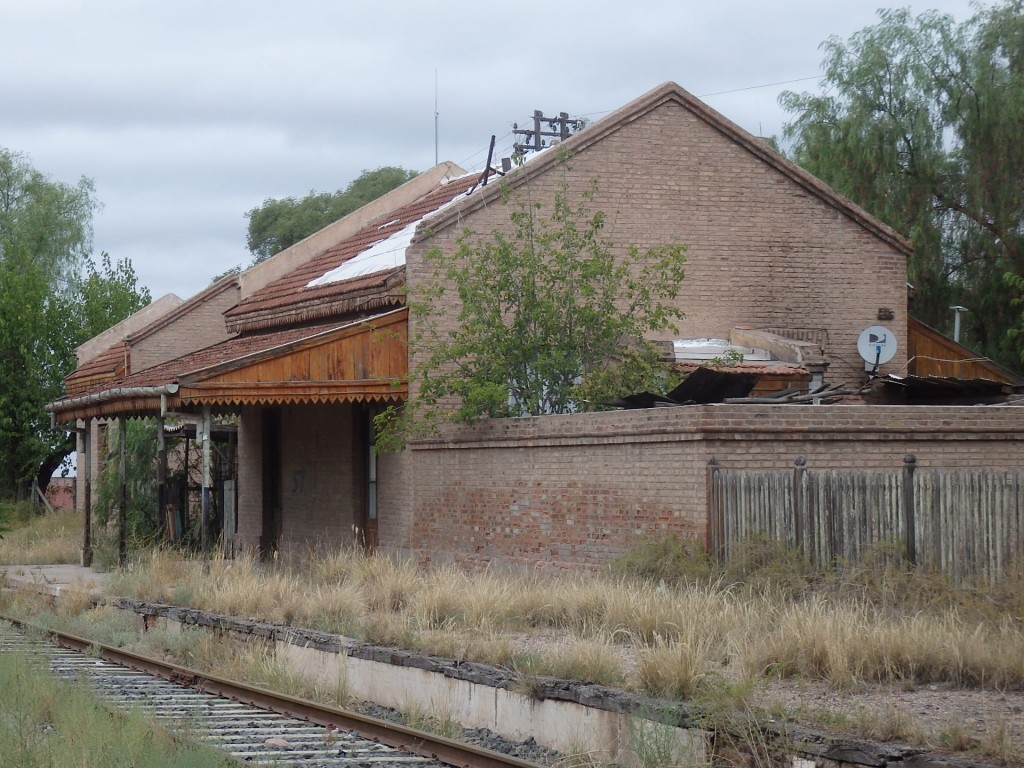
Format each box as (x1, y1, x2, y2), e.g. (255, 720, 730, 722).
(98, 540, 1024, 698)
(0, 507, 80, 565)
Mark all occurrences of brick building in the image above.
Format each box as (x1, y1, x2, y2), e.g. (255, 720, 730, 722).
(47, 83, 1022, 570)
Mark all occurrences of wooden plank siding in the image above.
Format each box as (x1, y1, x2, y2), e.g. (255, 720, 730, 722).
(179, 310, 409, 407)
(49, 311, 410, 421)
(907, 317, 1023, 383)
(709, 459, 1024, 585)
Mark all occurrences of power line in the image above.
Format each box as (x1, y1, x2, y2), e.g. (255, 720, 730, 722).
(698, 74, 824, 99)
(456, 73, 825, 171)
(575, 74, 825, 121)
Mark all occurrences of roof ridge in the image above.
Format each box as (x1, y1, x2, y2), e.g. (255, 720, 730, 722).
(421, 81, 913, 257)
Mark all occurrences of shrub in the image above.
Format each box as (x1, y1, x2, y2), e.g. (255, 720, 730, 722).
(609, 534, 715, 585)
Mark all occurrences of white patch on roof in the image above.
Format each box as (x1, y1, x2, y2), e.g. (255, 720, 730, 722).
(445, 168, 484, 183)
(306, 220, 420, 288)
(672, 339, 772, 361)
(377, 218, 399, 229)
(305, 181, 482, 290)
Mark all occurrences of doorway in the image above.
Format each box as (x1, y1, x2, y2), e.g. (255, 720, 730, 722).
(260, 409, 282, 558)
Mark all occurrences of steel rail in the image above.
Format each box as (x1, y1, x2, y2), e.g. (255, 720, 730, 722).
(0, 613, 541, 768)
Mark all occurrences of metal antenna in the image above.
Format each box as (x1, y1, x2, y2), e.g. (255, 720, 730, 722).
(434, 70, 439, 166)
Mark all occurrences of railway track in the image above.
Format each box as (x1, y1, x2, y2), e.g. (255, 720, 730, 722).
(0, 616, 542, 768)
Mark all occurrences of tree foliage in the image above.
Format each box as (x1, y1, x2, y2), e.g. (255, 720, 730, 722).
(0, 148, 150, 498)
(780, 1, 1024, 367)
(380, 179, 686, 446)
(0, 149, 96, 288)
(244, 166, 418, 264)
(94, 418, 159, 542)
(79, 253, 152, 340)
(0, 245, 66, 495)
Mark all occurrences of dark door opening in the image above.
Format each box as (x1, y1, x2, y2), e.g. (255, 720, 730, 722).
(358, 407, 379, 552)
(260, 409, 282, 559)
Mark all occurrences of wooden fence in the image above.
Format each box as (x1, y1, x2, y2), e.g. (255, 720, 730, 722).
(707, 456, 1024, 584)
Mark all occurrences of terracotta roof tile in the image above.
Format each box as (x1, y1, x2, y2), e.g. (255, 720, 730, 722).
(226, 173, 482, 328)
(65, 342, 129, 394)
(53, 319, 358, 404)
(673, 361, 809, 377)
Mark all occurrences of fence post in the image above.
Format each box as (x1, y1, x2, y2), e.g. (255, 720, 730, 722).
(793, 456, 806, 558)
(706, 458, 722, 560)
(903, 454, 917, 565)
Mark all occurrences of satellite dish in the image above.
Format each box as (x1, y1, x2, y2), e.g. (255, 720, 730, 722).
(857, 325, 897, 368)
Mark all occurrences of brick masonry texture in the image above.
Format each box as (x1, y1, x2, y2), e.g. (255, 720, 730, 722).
(372, 97, 933, 569)
(236, 403, 362, 557)
(235, 406, 262, 554)
(234, 96, 987, 570)
(392, 404, 1024, 570)
(130, 285, 240, 373)
(405, 100, 909, 393)
(278, 404, 359, 551)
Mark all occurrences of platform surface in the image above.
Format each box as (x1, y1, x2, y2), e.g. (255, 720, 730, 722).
(0, 563, 108, 597)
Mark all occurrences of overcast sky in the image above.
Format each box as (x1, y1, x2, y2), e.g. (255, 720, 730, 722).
(3, 1, 981, 301)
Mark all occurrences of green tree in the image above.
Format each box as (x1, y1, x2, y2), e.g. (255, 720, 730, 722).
(244, 166, 418, 264)
(780, 2, 1024, 368)
(36, 254, 152, 493)
(79, 253, 152, 340)
(94, 418, 159, 544)
(0, 148, 150, 498)
(382, 180, 686, 445)
(0, 149, 96, 286)
(0, 245, 64, 497)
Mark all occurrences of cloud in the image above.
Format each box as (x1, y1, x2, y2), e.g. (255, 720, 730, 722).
(0, 0, 979, 298)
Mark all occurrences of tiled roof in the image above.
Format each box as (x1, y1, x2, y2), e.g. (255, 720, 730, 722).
(673, 361, 809, 377)
(64, 342, 128, 394)
(225, 173, 482, 330)
(51, 319, 357, 405)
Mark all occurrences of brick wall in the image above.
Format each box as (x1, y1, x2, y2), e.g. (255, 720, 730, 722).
(235, 406, 262, 554)
(234, 403, 417, 559)
(377, 449, 413, 557)
(130, 283, 240, 372)
(391, 404, 1024, 570)
(405, 100, 908, 392)
(391, 98, 937, 570)
(278, 403, 359, 552)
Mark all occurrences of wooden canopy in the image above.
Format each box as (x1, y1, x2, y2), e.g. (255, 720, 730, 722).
(178, 309, 408, 407)
(48, 310, 409, 422)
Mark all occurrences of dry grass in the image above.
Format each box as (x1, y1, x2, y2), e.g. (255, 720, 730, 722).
(637, 633, 716, 699)
(0, 507, 81, 565)
(99, 544, 1024, 703)
(744, 595, 1024, 690)
(83, 535, 1024, 768)
(8, 531, 1024, 766)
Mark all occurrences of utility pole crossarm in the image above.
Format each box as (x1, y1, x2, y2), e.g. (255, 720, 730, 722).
(512, 110, 585, 156)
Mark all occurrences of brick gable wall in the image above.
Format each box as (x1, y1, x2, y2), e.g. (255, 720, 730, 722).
(382, 99, 922, 567)
(405, 101, 908, 390)
(130, 285, 240, 373)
